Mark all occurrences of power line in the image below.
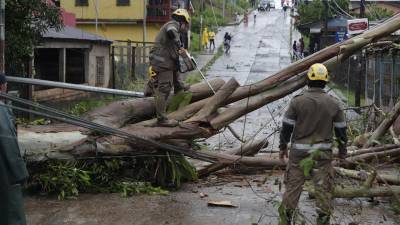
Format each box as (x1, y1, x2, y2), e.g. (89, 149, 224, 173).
(331, 0, 355, 19)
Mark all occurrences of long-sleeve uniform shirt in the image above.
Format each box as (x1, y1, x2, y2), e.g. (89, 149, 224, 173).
(280, 88, 347, 154)
(149, 20, 182, 72)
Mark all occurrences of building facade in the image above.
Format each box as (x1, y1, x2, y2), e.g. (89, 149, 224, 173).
(60, 0, 190, 42)
(34, 26, 112, 101)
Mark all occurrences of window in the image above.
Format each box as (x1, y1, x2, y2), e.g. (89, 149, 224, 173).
(117, 0, 130, 6)
(96, 57, 105, 86)
(75, 0, 88, 6)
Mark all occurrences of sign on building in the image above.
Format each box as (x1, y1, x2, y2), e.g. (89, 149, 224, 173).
(347, 18, 369, 35)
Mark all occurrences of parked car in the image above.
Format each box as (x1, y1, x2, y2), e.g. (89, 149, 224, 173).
(258, 0, 269, 11)
(258, 0, 275, 11)
(269, 0, 275, 8)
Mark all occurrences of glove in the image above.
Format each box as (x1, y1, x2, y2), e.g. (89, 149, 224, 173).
(279, 143, 288, 162)
(338, 146, 347, 159)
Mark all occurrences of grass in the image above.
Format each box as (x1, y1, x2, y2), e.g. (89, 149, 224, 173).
(190, 32, 201, 52)
(328, 82, 365, 106)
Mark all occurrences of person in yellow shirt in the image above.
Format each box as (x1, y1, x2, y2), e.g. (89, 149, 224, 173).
(208, 30, 216, 49)
(202, 27, 209, 49)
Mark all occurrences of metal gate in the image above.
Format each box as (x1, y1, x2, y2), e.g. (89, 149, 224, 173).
(111, 40, 154, 90)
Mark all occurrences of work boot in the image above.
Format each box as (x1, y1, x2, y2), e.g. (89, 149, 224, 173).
(316, 213, 330, 225)
(157, 118, 179, 127)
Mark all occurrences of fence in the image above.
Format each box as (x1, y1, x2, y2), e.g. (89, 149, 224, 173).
(365, 52, 400, 108)
(112, 41, 154, 90)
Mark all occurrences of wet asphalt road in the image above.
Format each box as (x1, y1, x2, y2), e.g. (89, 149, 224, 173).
(205, 8, 298, 152)
(25, 8, 400, 225)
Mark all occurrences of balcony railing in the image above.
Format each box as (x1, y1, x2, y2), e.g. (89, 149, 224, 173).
(147, 3, 171, 23)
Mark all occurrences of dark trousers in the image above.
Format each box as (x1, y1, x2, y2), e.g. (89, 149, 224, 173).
(209, 39, 215, 49)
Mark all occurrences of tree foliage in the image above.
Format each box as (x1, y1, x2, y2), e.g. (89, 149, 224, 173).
(297, 0, 350, 25)
(365, 3, 394, 21)
(5, 0, 63, 74)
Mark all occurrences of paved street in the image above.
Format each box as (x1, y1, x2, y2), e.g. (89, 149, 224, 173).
(204, 8, 298, 152)
(25, 8, 400, 225)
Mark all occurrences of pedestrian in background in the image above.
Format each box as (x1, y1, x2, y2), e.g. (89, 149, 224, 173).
(296, 39, 301, 59)
(0, 73, 29, 225)
(253, 10, 257, 23)
(278, 64, 347, 225)
(283, 2, 288, 12)
(299, 37, 305, 58)
(202, 27, 209, 50)
(244, 11, 249, 24)
(223, 32, 232, 54)
(292, 40, 297, 60)
(208, 29, 216, 50)
(314, 42, 319, 53)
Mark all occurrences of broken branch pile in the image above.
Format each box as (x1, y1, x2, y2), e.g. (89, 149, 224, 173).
(17, 13, 400, 199)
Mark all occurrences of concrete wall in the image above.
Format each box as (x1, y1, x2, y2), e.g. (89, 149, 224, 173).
(88, 43, 111, 87)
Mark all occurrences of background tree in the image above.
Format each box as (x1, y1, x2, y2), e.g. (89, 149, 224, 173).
(365, 3, 394, 21)
(5, 0, 63, 75)
(296, 0, 350, 25)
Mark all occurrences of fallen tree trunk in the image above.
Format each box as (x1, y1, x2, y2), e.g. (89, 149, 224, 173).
(197, 139, 268, 177)
(306, 183, 400, 198)
(347, 144, 400, 157)
(334, 167, 400, 185)
(364, 99, 400, 148)
(186, 78, 239, 123)
(346, 148, 400, 163)
(83, 79, 226, 128)
(210, 75, 307, 129)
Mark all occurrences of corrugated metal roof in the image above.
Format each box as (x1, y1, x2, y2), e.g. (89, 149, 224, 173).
(42, 26, 113, 43)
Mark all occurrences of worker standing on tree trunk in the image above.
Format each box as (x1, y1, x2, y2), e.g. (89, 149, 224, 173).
(278, 64, 348, 225)
(0, 74, 29, 225)
(146, 9, 190, 127)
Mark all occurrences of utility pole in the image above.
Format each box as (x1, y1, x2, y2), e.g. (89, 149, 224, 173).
(322, 0, 328, 49)
(143, 0, 147, 45)
(94, 0, 99, 33)
(222, 0, 225, 19)
(0, 0, 4, 74)
(199, 15, 203, 51)
(355, 0, 366, 108)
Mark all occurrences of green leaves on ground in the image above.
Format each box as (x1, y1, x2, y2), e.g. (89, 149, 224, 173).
(299, 149, 322, 177)
(31, 154, 197, 200)
(32, 159, 170, 200)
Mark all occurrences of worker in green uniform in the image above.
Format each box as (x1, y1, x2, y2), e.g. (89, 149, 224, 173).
(146, 8, 191, 127)
(0, 73, 29, 225)
(278, 63, 348, 225)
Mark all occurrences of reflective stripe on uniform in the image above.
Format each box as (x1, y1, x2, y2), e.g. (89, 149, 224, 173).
(292, 143, 332, 150)
(282, 117, 296, 126)
(334, 121, 346, 128)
